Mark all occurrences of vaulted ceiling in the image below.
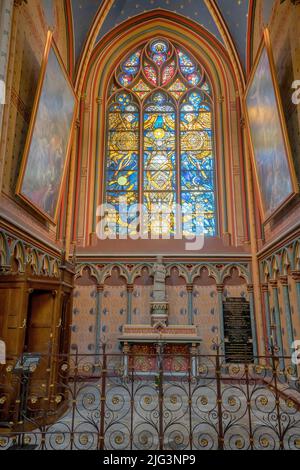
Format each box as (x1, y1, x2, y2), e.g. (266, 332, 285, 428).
(70, 0, 276, 73)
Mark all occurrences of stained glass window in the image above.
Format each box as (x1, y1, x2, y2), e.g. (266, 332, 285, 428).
(105, 39, 216, 238)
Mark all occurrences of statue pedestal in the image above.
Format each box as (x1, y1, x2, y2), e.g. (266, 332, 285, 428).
(150, 301, 169, 327)
(119, 325, 202, 376)
(119, 258, 201, 376)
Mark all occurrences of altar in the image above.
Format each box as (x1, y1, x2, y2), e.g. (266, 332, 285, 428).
(119, 258, 201, 375)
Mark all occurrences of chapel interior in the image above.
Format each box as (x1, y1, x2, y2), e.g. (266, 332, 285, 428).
(0, 0, 300, 451)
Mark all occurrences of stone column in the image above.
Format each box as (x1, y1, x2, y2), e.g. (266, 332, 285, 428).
(216, 284, 225, 354)
(280, 275, 294, 355)
(65, 119, 80, 258)
(291, 271, 300, 324)
(190, 343, 198, 377)
(261, 283, 272, 345)
(186, 284, 194, 325)
(127, 284, 134, 324)
(95, 285, 104, 356)
(269, 280, 285, 368)
(123, 341, 130, 377)
(247, 284, 258, 358)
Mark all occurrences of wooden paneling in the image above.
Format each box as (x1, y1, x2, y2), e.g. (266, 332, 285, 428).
(25, 291, 54, 354)
(0, 262, 75, 425)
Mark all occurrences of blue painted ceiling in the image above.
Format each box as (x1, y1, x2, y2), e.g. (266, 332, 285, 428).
(71, 0, 104, 61)
(70, 0, 251, 70)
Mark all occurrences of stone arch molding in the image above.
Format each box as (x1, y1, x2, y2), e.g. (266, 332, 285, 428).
(75, 262, 252, 286)
(260, 236, 300, 279)
(71, 10, 248, 249)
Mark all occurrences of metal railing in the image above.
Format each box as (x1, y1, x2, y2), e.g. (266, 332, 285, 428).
(0, 346, 300, 450)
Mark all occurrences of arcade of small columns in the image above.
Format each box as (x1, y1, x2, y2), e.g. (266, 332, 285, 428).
(74, 261, 257, 357)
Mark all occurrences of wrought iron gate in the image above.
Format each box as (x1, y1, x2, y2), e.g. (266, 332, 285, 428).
(0, 347, 300, 450)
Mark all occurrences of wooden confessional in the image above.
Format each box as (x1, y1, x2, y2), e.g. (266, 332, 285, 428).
(0, 258, 75, 428)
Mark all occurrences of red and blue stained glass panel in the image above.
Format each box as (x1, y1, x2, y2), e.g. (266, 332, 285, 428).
(106, 39, 216, 237)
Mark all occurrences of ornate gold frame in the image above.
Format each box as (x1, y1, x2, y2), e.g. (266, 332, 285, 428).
(16, 31, 78, 224)
(244, 28, 298, 223)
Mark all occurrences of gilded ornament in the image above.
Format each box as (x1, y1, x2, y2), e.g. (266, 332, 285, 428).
(200, 396, 208, 406)
(170, 395, 178, 405)
(86, 396, 94, 405)
(144, 396, 152, 405)
(235, 439, 243, 449)
(115, 435, 124, 445)
(55, 434, 64, 445)
(261, 437, 269, 448)
(286, 400, 295, 409)
(228, 397, 237, 407)
(79, 434, 89, 446)
(259, 396, 268, 407)
(174, 434, 182, 445)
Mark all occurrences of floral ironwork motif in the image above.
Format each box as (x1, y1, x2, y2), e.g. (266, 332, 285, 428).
(0, 349, 299, 450)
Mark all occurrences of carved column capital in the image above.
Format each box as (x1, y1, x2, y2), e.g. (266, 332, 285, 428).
(291, 271, 300, 282)
(97, 284, 104, 293)
(269, 280, 278, 289)
(186, 284, 194, 294)
(279, 275, 288, 287)
(261, 283, 269, 293)
(247, 284, 254, 293)
(127, 284, 134, 293)
(216, 284, 224, 293)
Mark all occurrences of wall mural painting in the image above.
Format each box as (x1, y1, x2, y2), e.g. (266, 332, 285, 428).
(244, 29, 298, 222)
(16, 32, 77, 223)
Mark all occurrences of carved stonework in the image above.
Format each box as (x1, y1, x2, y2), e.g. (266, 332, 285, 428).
(152, 257, 167, 302)
(0, 228, 63, 277)
(150, 301, 169, 328)
(151, 257, 168, 327)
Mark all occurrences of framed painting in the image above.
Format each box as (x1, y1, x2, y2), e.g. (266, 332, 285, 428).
(16, 31, 78, 223)
(244, 28, 298, 222)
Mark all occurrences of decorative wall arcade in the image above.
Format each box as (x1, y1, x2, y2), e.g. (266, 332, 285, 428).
(73, 261, 256, 357)
(260, 237, 300, 360)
